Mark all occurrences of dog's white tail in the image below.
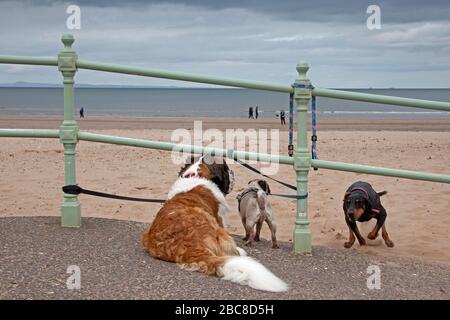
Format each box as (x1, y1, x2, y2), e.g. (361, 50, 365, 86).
(219, 256, 288, 292)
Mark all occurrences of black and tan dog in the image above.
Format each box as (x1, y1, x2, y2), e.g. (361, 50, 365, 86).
(343, 181, 394, 248)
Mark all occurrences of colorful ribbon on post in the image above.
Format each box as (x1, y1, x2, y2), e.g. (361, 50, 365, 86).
(290, 83, 318, 169)
(288, 93, 294, 157)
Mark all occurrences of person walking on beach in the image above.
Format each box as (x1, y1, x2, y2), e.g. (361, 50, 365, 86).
(280, 110, 286, 125)
(79, 107, 85, 118)
(255, 105, 259, 119)
(248, 106, 254, 119)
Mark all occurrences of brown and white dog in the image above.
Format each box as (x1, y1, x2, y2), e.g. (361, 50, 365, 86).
(142, 155, 288, 292)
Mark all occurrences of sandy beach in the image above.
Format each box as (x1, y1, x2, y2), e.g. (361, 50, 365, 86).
(1, 116, 450, 265)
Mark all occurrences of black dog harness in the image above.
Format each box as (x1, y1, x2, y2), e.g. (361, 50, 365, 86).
(346, 183, 382, 218)
(236, 187, 262, 212)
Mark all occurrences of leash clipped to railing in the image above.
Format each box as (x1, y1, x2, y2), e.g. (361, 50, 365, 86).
(289, 83, 318, 170)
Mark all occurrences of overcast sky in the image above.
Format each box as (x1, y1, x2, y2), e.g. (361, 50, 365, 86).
(1, 0, 449, 88)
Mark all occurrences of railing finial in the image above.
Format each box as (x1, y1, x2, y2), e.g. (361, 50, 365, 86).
(61, 34, 75, 52)
(296, 63, 309, 82)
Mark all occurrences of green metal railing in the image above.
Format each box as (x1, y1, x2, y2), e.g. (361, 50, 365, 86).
(1, 34, 450, 254)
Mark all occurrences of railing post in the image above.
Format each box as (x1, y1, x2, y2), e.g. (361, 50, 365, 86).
(58, 34, 80, 227)
(293, 63, 312, 254)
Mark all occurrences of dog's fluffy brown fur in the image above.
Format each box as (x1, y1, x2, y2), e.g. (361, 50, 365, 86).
(142, 156, 288, 292)
(143, 184, 239, 275)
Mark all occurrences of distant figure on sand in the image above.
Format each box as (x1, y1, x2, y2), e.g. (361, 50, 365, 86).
(79, 107, 85, 118)
(248, 106, 254, 119)
(280, 110, 286, 125)
(255, 105, 259, 119)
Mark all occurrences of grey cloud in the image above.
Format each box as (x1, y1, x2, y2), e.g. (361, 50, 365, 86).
(1, 1, 450, 88)
(22, 0, 450, 23)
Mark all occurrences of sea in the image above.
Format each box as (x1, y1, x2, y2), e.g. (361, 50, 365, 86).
(0, 87, 449, 119)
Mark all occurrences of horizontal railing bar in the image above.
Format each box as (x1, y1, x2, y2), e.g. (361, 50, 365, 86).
(0, 128, 59, 138)
(0, 55, 58, 66)
(77, 131, 294, 165)
(1, 55, 449, 112)
(78, 132, 450, 184)
(311, 159, 450, 184)
(313, 88, 450, 112)
(1, 129, 449, 184)
(76, 59, 294, 93)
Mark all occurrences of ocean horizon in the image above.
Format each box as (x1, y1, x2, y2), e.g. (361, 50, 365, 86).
(1, 87, 449, 119)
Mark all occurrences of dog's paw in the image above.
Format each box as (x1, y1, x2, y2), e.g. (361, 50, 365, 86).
(236, 247, 247, 256)
(242, 236, 249, 241)
(367, 232, 378, 240)
(272, 243, 280, 249)
(254, 236, 260, 242)
(344, 242, 354, 248)
(385, 240, 394, 248)
(245, 241, 252, 247)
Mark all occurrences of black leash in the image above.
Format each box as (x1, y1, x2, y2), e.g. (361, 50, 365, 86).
(270, 193, 307, 199)
(62, 151, 308, 203)
(62, 185, 166, 203)
(227, 149, 308, 200)
(234, 158, 297, 191)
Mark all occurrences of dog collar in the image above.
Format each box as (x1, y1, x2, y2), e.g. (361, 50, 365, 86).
(183, 172, 199, 178)
(349, 186, 369, 199)
(236, 187, 260, 201)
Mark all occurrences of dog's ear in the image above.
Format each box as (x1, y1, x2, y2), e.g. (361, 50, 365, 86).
(343, 191, 351, 200)
(207, 158, 232, 195)
(178, 155, 197, 176)
(258, 180, 270, 194)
